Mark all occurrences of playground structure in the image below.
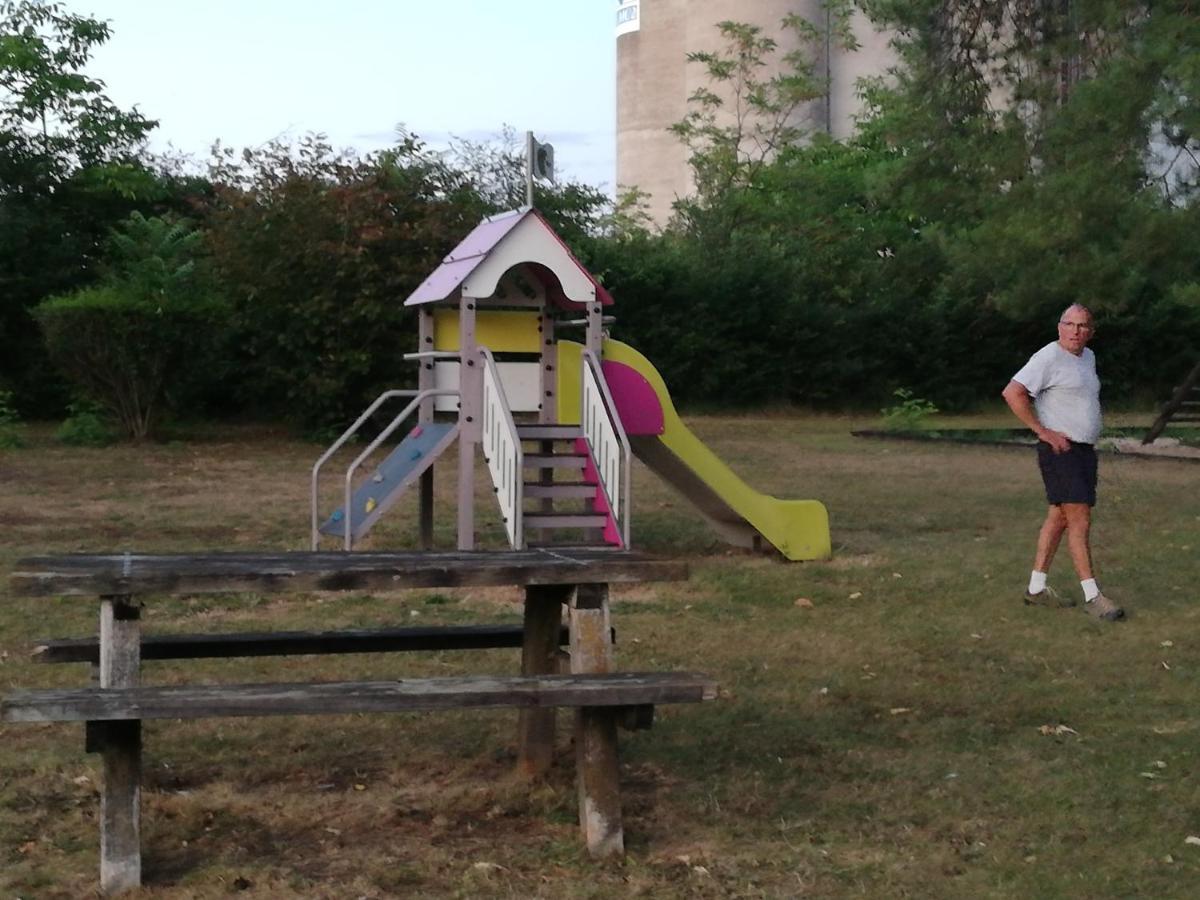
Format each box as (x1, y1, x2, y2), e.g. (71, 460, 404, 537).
(311, 207, 832, 561)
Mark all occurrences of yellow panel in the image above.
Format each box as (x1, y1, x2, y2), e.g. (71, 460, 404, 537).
(432, 310, 542, 353)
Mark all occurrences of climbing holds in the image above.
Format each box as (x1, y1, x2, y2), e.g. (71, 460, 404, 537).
(365, 497, 377, 513)
(411, 450, 423, 460)
(331, 510, 343, 522)
(410, 425, 424, 439)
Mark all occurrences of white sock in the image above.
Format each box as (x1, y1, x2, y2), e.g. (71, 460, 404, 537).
(1028, 571, 1047, 594)
(1081, 578, 1100, 602)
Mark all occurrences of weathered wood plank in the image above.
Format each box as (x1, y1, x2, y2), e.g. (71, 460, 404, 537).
(568, 583, 623, 856)
(97, 596, 141, 893)
(569, 584, 614, 675)
(34, 624, 579, 665)
(87, 721, 141, 894)
(10, 550, 687, 597)
(577, 708, 623, 858)
(99, 597, 141, 689)
(2, 673, 719, 723)
(518, 585, 570, 777)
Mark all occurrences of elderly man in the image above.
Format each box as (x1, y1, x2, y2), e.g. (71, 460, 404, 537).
(1001, 304, 1124, 621)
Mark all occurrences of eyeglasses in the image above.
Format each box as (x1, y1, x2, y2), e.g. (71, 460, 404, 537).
(1059, 321, 1093, 332)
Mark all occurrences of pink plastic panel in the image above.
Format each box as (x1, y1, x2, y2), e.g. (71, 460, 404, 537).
(602, 361, 664, 436)
(575, 437, 622, 547)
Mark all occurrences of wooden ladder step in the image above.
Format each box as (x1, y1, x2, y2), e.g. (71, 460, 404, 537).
(524, 513, 609, 529)
(523, 454, 587, 469)
(523, 482, 596, 499)
(526, 542, 619, 550)
(517, 425, 583, 441)
(2, 672, 719, 723)
(32, 624, 576, 665)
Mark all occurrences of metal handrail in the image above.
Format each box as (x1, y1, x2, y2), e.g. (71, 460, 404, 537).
(310, 388, 458, 550)
(581, 350, 632, 548)
(480, 347, 524, 549)
(340, 389, 460, 550)
(558, 316, 617, 327)
(401, 351, 462, 361)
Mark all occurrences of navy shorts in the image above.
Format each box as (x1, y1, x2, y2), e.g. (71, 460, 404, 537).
(1036, 441, 1097, 506)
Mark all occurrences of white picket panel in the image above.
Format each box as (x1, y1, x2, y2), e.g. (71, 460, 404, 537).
(481, 349, 523, 548)
(581, 351, 631, 548)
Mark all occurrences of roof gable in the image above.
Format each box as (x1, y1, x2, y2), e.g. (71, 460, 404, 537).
(405, 208, 613, 309)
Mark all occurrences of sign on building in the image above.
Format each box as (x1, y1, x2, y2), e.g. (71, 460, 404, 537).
(616, 0, 640, 36)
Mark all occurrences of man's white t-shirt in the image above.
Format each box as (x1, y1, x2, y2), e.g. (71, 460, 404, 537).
(1012, 342, 1102, 444)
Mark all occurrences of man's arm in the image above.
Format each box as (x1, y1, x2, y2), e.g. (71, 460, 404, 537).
(1002, 380, 1071, 453)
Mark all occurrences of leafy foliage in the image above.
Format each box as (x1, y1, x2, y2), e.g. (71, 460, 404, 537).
(0, 387, 23, 447)
(55, 399, 115, 446)
(880, 389, 939, 431)
(669, 9, 858, 223)
(35, 214, 224, 440)
(197, 135, 473, 430)
(591, 7, 1199, 411)
(5, 3, 1196, 424)
(0, 0, 155, 169)
(197, 131, 609, 431)
(0, 0, 169, 414)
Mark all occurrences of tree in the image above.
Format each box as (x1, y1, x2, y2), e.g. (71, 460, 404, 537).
(856, 0, 1200, 398)
(35, 213, 225, 440)
(197, 135, 474, 430)
(0, 0, 154, 169)
(1, 0, 160, 414)
(196, 128, 611, 432)
(669, 7, 858, 228)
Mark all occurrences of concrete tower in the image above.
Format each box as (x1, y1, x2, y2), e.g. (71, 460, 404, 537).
(615, 0, 895, 225)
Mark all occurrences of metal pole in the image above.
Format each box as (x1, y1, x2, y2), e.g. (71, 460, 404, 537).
(824, 4, 833, 135)
(525, 130, 534, 208)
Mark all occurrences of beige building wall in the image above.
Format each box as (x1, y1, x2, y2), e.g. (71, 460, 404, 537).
(616, 1, 897, 225)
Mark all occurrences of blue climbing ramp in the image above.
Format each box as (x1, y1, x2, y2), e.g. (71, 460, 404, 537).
(318, 421, 459, 543)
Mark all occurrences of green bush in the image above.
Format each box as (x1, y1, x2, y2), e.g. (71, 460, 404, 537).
(880, 389, 940, 431)
(36, 284, 224, 441)
(0, 390, 25, 449)
(35, 214, 226, 441)
(56, 401, 118, 447)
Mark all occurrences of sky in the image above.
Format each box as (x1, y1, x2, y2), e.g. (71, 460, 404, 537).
(82, 0, 618, 191)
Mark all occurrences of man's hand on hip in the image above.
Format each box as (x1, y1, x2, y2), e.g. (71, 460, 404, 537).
(1038, 429, 1072, 453)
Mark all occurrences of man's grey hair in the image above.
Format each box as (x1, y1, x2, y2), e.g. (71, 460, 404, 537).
(1060, 303, 1093, 323)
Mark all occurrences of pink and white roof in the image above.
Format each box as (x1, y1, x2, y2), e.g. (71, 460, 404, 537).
(404, 207, 613, 309)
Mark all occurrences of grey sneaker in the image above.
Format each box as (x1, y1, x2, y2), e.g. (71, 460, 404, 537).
(1084, 593, 1125, 621)
(1024, 585, 1076, 608)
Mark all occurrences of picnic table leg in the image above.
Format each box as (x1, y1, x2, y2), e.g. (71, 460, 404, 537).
(96, 595, 142, 894)
(518, 584, 569, 778)
(569, 583, 623, 858)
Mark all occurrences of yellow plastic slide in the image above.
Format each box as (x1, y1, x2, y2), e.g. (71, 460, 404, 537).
(557, 340, 831, 561)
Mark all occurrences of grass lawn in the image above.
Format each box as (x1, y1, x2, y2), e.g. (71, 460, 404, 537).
(2, 413, 1198, 898)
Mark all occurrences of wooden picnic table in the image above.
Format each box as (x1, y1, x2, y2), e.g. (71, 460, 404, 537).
(4, 549, 713, 894)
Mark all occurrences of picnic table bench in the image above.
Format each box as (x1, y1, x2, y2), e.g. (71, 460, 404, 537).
(4, 549, 716, 895)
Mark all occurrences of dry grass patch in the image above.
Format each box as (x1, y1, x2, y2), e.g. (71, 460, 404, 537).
(2, 415, 1199, 897)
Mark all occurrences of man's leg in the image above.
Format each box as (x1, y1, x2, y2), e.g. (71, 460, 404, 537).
(1059, 503, 1094, 581)
(1034, 505, 1067, 573)
(1025, 505, 1074, 606)
(1061, 501, 1123, 619)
